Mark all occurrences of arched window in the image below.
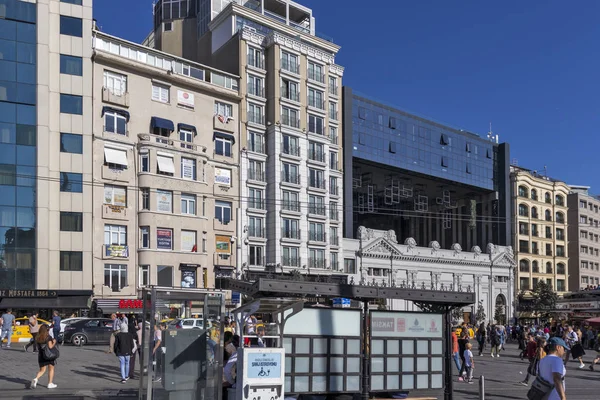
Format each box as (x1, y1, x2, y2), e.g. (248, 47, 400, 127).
(545, 192, 551, 204)
(546, 262, 553, 274)
(557, 263, 565, 275)
(531, 206, 538, 219)
(519, 259, 530, 272)
(556, 211, 564, 224)
(518, 186, 529, 197)
(545, 209, 552, 221)
(532, 261, 539, 273)
(531, 189, 538, 201)
(556, 194, 564, 206)
(519, 204, 529, 217)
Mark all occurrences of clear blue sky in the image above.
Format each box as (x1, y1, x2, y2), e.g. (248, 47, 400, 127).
(94, 0, 600, 192)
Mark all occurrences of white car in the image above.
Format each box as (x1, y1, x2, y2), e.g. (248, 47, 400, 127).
(60, 317, 88, 332)
(171, 318, 206, 329)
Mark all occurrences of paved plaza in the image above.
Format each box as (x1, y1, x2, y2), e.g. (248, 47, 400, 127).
(0, 342, 600, 399)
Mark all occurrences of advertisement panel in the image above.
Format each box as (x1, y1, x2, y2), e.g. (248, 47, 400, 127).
(215, 235, 231, 254)
(177, 90, 195, 108)
(181, 269, 196, 288)
(105, 245, 129, 258)
(157, 228, 173, 250)
(371, 311, 443, 338)
(214, 167, 231, 186)
(156, 190, 172, 212)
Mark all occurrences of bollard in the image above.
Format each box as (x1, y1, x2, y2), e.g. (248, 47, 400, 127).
(479, 375, 485, 400)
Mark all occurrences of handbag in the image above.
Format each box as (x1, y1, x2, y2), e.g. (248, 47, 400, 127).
(43, 343, 60, 361)
(527, 375, 554, 400)
(527, 357, 539, 377)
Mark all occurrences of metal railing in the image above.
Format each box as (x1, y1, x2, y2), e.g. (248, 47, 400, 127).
(282, 200, 301, 212)
(282, 256, 301, 267)
(330, 236, 339, 246)
(248, 198, 265, 210)
(330, 185, 339, 196)
(247, 168, 266, 182)
(281, 143, 300, 156)
(308, 121, 324, 135)
(309, 178, 326, 189)
(308, 149, 325, 162)
(329, 210, 339, 221)
(308, 96, 325, 110)
(330, 261, 339, 270)
(281, 227, 301, 239)
(247, 83, 264, 98)
(330, 160, 339, 170)
(248, 227, 266, 238)
(248, 111, 265, 125)
(309, 231, 326, 242)
(247, 53, 264, 69)
(282, 172, 300, 185)
(247, 140, 265, 154)
(329, 85, 338, 96)
(137, 133, 204, 153)
(281, 59, 300, 74)
(308, 69, 325, 83)
(281, 86, 300, 102)
(329, 110, 338, 120)
(308, 205, 326, 216)
(248, 256, 266, 266)
(329, 132, 338, 144)
(308, 258, 326, 269)
(282, 114, 300, 128)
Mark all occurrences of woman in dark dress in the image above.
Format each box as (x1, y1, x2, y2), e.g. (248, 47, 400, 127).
(30, 324, 58, 389)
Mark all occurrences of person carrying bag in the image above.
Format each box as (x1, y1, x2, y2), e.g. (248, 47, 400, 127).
(30, 325, 60, 389)
(529, 337, 568, 400)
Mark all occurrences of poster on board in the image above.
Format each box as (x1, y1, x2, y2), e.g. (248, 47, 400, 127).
(371, 311, 443, 338)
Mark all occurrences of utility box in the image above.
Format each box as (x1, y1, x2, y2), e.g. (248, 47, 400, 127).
(236, 347, 285, 400)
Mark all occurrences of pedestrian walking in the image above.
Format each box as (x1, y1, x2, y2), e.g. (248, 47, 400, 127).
(563, 325, 585, 369)
(30, 325, 59, 389)
(463, 342, 474, 383)
(451, 327, 462, 375)
(51, 311, 61, 344)
(476, 322, 486, 356)
(114, 324, 136, 383)
(25, 312, 40, 352)
(107, 313, 121, 353)
(1, 309, 15, 348)
(458, 331, 469, 380)
(127, 316, 139, 379)
(490, 325, 502, 357)
(535, 337, 567, 400)
(521, 337, 546, 386)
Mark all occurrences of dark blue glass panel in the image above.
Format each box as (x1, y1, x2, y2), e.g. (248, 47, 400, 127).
(0, 205, 16, 225)
(0, 19, 16, 41)
(60, 133, 82, 154)
(16, 145, 35, 166)
(0, 0, 36, 23)
(0, 39, 17, 61)
(0, 122, 16, 144)
(0, 80, 17, 102)
(0, 143, 16, 164)
(17, 82, 36, 104)
(60, 16, 82, 37)
(60, 172, 83, 192)
(0, 226, 13, 246)
(0, 185, 15, 205)
(16, 207, 34, 227)
(0, 163, 16, 185)
(16, 63, 35, 84)
(16, 42, 35, 64)
(15, 229, 35, 248)
(16, 22, 36, 44)
(60, 94, 83, 115)
(16, 104, 35, 124)
(16, 186, 34, 206)
(16, 165, 35, 186)
(16, 124, 35, 146)
(60, 54, 82, 76)
(61, 0, 83, 4)
(0, 102, 16, 123)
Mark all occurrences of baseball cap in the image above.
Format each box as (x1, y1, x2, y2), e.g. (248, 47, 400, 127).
(547, 337, 569, 350)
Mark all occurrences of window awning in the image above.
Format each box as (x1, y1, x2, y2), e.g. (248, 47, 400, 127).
(151, 116, 174, 131)
(177, 123, 197, 135)
(213, 131, 235, 144)
(157, 154, 175, 174)
(102, 106, 130, 122)
(104, 147, 128, 166)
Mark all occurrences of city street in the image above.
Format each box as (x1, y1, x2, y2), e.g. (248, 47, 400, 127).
(1, 342, 600, 399)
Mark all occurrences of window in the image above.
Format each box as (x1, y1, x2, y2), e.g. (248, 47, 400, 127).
(157, 265, 173, 287)
(141, 188, 150, 210)
(518, 186, 528, 197)
(157, 228, 173, 250)
(308, 168, 324, 189)
(60, 172, 83, 193)
(330, 252, 339, 270)
(248, 46, 263, 69)
(545, 226, 552, 239)
(282, 246, 299, 267)
(104, 110, 127, 135)
(308, 114, 324, 135)
(556, 228, 565, 241)
(61, 0, 83, 5)
(60, 94, 83, 114)
(308, 88, 324, 109)
(555, 212, 564, 223)
(140, 152, 149, 172)
(281, 78, 299, 102)
(139, 265, 149, 286)
(309, 248, 326, 268)
(282, 106, 299, 128)
(181, 194, 196, 215)
(60, 133, 82, 154)
(156, 190, 173, 213)
(545, 192, 551, 204)
(329, 151, 338, 170)
(308, 195, 325, 215)
(518, 222, 529, 235)
(282, 134, 299, 156)
(329, 176, 338, 195)
(181, 157, 196, 180)
(181, 230, 197, 252)
(248, 102, 264, 125)
(329, 102, 338, 120)
(157, 154, 175, 176)
(60, 15, 82, 37)
(103, 71, 127, 96)
(581, 215, 587, 224)
(282, 162, 299, 184)
(104, 264, 127, 292)
(247, 74, 264, 97)
(140, 226, 150, 249)
(440, 133, 449, 145)
(249, 245, 264, 266)
(179, 128, 194, 149)
(466, 163, 472, 174)
(104, 224, 127, 245)
(519, 259, 529, 273)
(519, 278, 530, 291)
(102, 185, 126, 208)
(281, 51, 299, 73)
(215, 136, 232, 157)
(519, 240, 529, 253)
(532, 261, 539, 273)
(309, 222, 325, 241)
(330, 227, 339, 245)
(555, 195, 564, 206)
(282, 190, 300, 211)
(556, 246, 565, 257)
(344, 259, 356, 274)
(248, 188, 264, 209)
(307, 62, 324, 83)
(531, 207, 538, 219)
(282, 218, 300, 239)
(152, 83, 169, 103)
(531, 189, 538, 201)
(247, 131, 264, 153)
(580, 200, 587, 208)
(59, 211, 82, 232)
(545, 209, 552, 221)
(214, 101, 232, 117)
(546, 262, 553, 274)
(441, 156, 449, 168)
(60, 54, 82, 76)
(215, 201, 232, 224)
(329, 76, 338, 95)
(60, 251, 83, 271)
(556, 279, 565, 292)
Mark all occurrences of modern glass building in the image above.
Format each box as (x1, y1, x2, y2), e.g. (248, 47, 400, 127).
(0, 0, 37, 289)
(342, 87, 511, 250)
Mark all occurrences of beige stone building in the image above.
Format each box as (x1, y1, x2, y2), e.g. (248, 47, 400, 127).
(511, 166, 570, 293)
(148, 0, 345, 279)
(91, 30, 241, 307)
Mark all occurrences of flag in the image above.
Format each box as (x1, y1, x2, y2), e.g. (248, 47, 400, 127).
(218, 114, 225, 123)
(191, 244, 197, 253)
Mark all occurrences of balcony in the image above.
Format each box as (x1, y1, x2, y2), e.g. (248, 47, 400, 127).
(308, 96, 325, 110)
(282, 172, 300, 185)
(102, 87, 129, 107)
(282, 256, 301, 268)
(282, 228, 301, 240)
(329, 110, 338, 121)
(532, 248, 539, 255)
(248, 198, 266, 210)
(103, 244, 129, 260)
(137, 133, 206, 153)
(247, 83, 265, 98)
(281, 87, 300, 102)
(248, 256, 266, 267)
(102, 204, 128, 220)
(532, 230, 539, 237)
(308, 150, 325, 163)
(309, 231, 326, 242)
(282, 200, 301, 212)
(330, 236, 339, 246)
(308, 204, 326, 216)
(248, 227, 266, 239)
(281, 143, 300, 157)
(308, 69, 325, 84)
(248, 111, 265, 126)
(247, 168, 266, 182)
(214, 115, 235, 133)
(281, 59, 300, 75)
(308, 258, 326, 269)
(329, 85, 338, 96)
(309, 178, 326, 190)
(247, 54, 264, 70)
(329, 209, 339, 221)
(282, 114, 300, 129)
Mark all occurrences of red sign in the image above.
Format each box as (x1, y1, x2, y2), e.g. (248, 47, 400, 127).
(119, 299, 144, 309)
(397, 318, 406, 333)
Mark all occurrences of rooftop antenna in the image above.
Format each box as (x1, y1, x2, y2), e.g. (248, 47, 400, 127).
(487, 122, 499, 144)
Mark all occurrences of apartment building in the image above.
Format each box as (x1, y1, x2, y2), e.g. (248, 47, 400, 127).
(149, 0, 345, 277)
(511, 166, 570, 293)
(567, 186, 600, 291)
(91, 30, 241, 305)
(0, 0, 95, 311)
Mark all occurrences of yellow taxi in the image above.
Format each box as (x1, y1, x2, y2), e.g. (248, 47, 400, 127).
(1, 317, 52, 344)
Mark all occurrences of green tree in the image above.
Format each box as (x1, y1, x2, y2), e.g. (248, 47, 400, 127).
(475, 300, 486, 325)
(494, 303, 505, 325)
(531, 281, 558, 318)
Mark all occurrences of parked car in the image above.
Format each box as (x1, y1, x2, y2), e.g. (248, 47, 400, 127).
(1, 317, 51, 344)
(170, 318, 206, 329)
(60, 317, 88, 333)
(61, 318, 114, 346)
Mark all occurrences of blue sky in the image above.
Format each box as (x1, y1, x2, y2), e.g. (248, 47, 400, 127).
(94, 0, 600, 192)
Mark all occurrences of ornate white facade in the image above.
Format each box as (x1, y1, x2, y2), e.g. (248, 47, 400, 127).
(343, 227, 517, 323)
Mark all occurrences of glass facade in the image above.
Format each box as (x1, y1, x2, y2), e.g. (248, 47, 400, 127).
(351, 94, 495, 191)
(0, 0, 37, 289)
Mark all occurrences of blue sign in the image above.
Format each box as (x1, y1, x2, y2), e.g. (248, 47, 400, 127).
(232, 292, 241, 304)
(333, 298, 350, 306)
(246, 352, 282, 379)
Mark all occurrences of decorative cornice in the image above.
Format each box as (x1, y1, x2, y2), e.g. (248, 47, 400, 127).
(329, 64, 344, 77)
(241, 27, 267, 46)
(266, 32, 336, 64)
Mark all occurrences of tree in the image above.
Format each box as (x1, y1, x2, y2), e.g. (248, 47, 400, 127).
(475, 300, 486, 325)
(531, 281, 558, 318)
(494, 303, 505, 325)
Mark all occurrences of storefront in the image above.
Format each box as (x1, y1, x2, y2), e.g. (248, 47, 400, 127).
(93, 298, 177, 319)
(0, 290, 93, 320)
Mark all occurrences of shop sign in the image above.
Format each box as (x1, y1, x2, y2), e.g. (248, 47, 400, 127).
(371, 311, 443, 339)
(119, 299, 144, 309)
(215, 167, 231, 186)
(556, 301, 600, 310)
(105, 245, 129, 258)
(177, 90, 195, 108)
(181, 269, 196, 288)
(0, 290, 58, 297)
(157, 229, 173, 250)
(216, 235, 231, 254)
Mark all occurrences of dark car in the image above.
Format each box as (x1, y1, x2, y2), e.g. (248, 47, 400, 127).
(61, 318, 114, 346)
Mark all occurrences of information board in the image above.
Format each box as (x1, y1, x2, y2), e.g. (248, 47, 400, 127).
(246, 352, 282, 379)
(371, 311, 443, 338)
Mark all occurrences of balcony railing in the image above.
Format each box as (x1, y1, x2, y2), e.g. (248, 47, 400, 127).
(282, 114, 300, 129)
(557, 251, 565, 257)
(556, 218, 565, 224)
(281, 59, 300, 74)
(330, 236, 339, 246)
(248, 227, 266, 238)
(308, 69, 325, 84)
(282, 172, 300, 185)
(532, 248, 539, 255)
(248, 198, 265, 210)
(532, 230, 539, 237)
(532, 213, 539, 219)
(247, 83, 264, 98)
(519, 247, 529, 254)
(308, 205, 326, 216)
(329, 132, 338, 144)
(282, 256, 301, 268)
(330, 185, 339, 196)
(248, 140, 265, 154)
(329, 209, 339, 221)
(248, 168, 266, 182)
(545, 216, 552, 222)
(249, 256, 266, 266)
(330, 261, 339, 271)
(137, 133, 205, 153)
(308, 96, 325, 110)
(329, 110, 338, 120)
(519, 229, 529, 235)
(282, 200, 301, 212)
(309, 178, 326, 190)
(282, 228, 301, 240)
(329, 85, 338, 96)
(281, 143, 300, 156)
(309, 231, 326, 242)
(308, 150, 325, 163)
(281, 87, 300, 102)
(247, 54, 264, 69)
(330, 160, 339, 170)
(308, 121, 324, 135)
(248, 111, 265, 125)
(308, 258, 326, 269)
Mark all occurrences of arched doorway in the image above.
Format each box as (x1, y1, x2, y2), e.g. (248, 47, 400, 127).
(495, 294, 507, 325)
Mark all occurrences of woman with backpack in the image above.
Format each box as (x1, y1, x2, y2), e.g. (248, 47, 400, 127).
(30, 324, 59, 389)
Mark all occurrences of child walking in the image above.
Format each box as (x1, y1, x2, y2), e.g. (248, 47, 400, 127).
(463, 343, 475, 383)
